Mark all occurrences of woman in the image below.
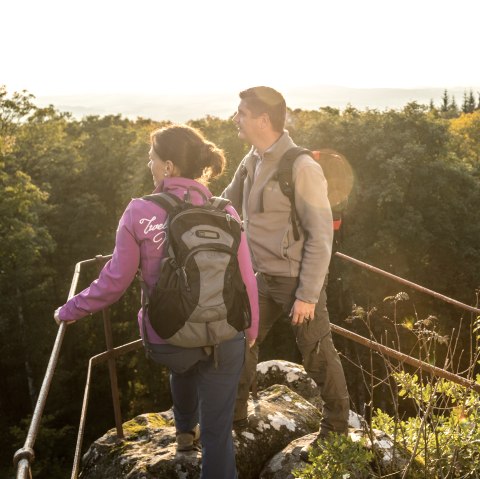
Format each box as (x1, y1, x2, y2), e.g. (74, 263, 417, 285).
(54, 124, 259, 479)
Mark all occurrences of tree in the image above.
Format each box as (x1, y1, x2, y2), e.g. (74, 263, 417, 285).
(441, 89, 449, 112)
(461, 90, 476, 114)
(0, 155, 54, 474)
(449, 110, 480, 171)
(4, 90, 480, 479)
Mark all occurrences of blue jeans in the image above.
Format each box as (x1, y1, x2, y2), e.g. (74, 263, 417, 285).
(147, 332, 245, 479)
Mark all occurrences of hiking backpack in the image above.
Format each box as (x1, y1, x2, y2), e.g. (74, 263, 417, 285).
(141, 190, 251, 348)
(277, 147, 353, 240)
(239, 147, 352, 239)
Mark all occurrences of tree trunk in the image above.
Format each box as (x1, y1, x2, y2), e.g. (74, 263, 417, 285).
(17, 286, 37, 410)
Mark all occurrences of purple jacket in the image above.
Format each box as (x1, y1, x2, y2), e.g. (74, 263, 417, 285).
(58, 177, 259, 344)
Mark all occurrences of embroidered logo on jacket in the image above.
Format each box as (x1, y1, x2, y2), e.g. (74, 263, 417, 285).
(139, 216, 167, 249)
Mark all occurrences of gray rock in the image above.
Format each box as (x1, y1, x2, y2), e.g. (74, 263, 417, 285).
(259, 433, 317, 479)
(79, 384, 321, 479)
(235, 384, 321, 479)
(79, 412, 201, 479)
(79, 360, 419, 479)
(255, 360, 323, 409)
(260, 428, 423, 479)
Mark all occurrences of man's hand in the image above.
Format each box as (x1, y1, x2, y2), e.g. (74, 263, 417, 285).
(289, 299, 315, 326)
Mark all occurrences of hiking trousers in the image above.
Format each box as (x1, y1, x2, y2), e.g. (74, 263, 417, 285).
(148, 331, 245, 479)
(234, 273, 350, 436)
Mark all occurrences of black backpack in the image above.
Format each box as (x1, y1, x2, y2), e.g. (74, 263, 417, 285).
(277, 147, 353, 240)
(238, 147, 352, 240)
(140, 190, 251, 349)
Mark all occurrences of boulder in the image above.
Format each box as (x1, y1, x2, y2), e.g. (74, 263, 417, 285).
(234, 384, 321, 478)
(80, 383, 321, 479)
(260, 427, 423, 479)
(79, 360, 420, 479)
(255, 360, 323, 409)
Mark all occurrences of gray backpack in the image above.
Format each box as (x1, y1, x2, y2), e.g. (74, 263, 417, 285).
(140, 190, 251, 349)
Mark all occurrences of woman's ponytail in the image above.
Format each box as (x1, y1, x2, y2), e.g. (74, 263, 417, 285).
(151, 124, 226, 184)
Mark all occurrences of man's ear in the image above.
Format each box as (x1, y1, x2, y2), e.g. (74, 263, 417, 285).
(259, 112, 270, 129)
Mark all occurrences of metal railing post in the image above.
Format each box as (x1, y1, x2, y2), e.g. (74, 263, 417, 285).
(71, 339, 143, 479)
(94, 255, 124, 439)
(101, 305, 124, 439)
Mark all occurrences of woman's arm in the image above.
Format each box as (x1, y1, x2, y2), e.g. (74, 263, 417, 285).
(56, 202, 141, 321)
(227, 205, 259, 344)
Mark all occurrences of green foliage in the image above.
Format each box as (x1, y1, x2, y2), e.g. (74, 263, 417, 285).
(294, 434, 374, 479)
(10, 414, 76, 479)
(344, 293, 480, 477)
(372, 375, 480, 478)
(350, 297, 480, 477)
(2, 86, 480, 478)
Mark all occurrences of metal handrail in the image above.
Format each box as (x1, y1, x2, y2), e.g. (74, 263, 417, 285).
(14, 251, 480, 478)
(335, 252, 480, 315)
(71, 339, 143, 479)
(331, 252, 480, 393)
(13, 255, 113, 479)
(13, 322, 67, 479)
(330, 324, 480, 393)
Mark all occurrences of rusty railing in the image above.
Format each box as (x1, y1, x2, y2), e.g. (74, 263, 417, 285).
(13, 252, 480, 478)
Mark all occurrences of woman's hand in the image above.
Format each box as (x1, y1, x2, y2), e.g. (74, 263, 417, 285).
(54, 307, 76, 326)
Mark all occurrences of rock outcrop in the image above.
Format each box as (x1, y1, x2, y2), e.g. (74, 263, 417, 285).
(79, 360, 419, 479)
(80, 384, 320, 479)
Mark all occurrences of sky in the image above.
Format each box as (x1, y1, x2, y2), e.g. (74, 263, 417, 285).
(2, 0, 480, 98)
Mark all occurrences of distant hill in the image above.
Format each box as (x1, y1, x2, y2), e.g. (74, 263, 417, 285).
(36, 86, 479, 123)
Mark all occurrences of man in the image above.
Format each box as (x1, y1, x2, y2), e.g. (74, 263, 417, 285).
(223, 86, 350, 460)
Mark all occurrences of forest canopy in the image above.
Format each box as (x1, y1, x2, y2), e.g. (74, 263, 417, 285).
(1, 86, 480, 478)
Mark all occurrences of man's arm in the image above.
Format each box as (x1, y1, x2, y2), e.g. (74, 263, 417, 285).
(293, 158, 334, 305)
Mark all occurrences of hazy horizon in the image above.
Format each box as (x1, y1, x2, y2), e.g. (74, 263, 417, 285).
(29, 85, 480, 123)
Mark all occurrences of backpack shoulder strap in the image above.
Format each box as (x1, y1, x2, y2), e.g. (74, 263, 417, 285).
(277, 147, 314, 241)
(277, 147, 314, 198)
(209, 196, 231, 210)
(230, 159, 248, 212)
(142, 192, 182, 214)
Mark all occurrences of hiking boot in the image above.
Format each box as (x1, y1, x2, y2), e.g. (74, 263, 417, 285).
(176, 424, 200, 451)
(232, 417, 249, 430)
(299, 433, 327, 462)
